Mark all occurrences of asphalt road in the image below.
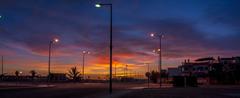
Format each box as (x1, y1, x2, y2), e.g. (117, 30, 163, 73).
(1, 83, 240, 98)
(119, 85, 240, 98)
(0, 82, 149, 98)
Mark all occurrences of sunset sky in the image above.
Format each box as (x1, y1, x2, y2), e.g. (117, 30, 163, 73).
(0, 0, 240, 76)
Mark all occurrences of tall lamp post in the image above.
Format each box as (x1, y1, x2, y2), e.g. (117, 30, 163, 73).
(95, 3, 113, 94)
(114, 64, 117, 78)
(48, 38, 59, 80)
(150, 33, 164, 88)
(125, 65, 128, 77)
(1, 56, 3, 75)
(1, 17, 3, 77)
(82, 51, 90, 80)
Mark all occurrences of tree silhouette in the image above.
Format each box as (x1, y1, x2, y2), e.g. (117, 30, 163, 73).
(15, 70, 20, 81)
(67, 66, 81, 81)
(151, 71, 160, 83)
(29, 70, 37, 81)
(15, 70, 20, 77)
(145, 72, 151, 79)
(145, 70, 159, 83)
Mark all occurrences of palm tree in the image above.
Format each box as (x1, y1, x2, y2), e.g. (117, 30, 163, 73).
(15, 70, 20, 77)
(15, 70, 20, 82)
(29, 70, 37, 81)
(67, 66, 81, 81)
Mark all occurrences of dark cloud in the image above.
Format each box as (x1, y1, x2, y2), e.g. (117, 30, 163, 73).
(0, 0, 240, 74)
(204, 0, 240, 28)
(200, 0, 240, 51)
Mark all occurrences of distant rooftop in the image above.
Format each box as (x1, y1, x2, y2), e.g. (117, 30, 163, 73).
(195, 57, 215, 62)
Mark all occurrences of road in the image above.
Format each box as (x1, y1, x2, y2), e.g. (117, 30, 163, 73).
(1, 82, 240, 98)
(119, 85, 240, 98)
(0, 82, 150, 98)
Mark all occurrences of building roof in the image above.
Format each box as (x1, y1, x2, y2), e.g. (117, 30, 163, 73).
(182, 62, 210, 66)
(233, 57, 240, 60)
(195, 57, 215, 61)
(220, 57, 235, 60)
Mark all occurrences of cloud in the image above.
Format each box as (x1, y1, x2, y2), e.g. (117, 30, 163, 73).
(204, 0, 240, 28)
(1, 0, 240, 75)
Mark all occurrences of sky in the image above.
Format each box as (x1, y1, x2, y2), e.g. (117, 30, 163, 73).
(0, 0, 240, 76)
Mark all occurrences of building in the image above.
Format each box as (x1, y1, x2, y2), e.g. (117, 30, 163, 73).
(179, 57, 215, 77)
(178, 57, 240, 77)
(178, 56, 240, 84)
(167, 67, 181, 77)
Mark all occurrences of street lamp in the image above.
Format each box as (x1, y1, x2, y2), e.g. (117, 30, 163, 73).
(152, 48, 161, 53)
(95, 3, 113, 94)
(82, 51, 90, 80)
(150, 33, 164, 88)
(19, 71, 23, 77)
(125, 65, 128, 77)
(115, 64, 117, 78)
(48, 38, 59, 80)
(1, 56, 3, 76)
(95, 4, 101, 8)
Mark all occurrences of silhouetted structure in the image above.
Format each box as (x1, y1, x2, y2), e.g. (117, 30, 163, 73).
(168, 68, 181, 77)
(29, 70, 37, 81)
(178, 56, 240, 84)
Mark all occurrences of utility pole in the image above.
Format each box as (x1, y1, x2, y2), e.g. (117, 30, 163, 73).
(109, 4, 113, 94)
(82, 51, 90, 80)
(159, 35, 162, 87)
(1, 56, 3, 75)
(150, 33, 164, 88)
(48, 38, 59, 82)
(96, 3, 113, 94)
(147, 63, 150, 88)
(115, 64, 117, 78)
(123, 65, 126, 77)
(126, 65, 128, 77)
(48, 41, 52, 77)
